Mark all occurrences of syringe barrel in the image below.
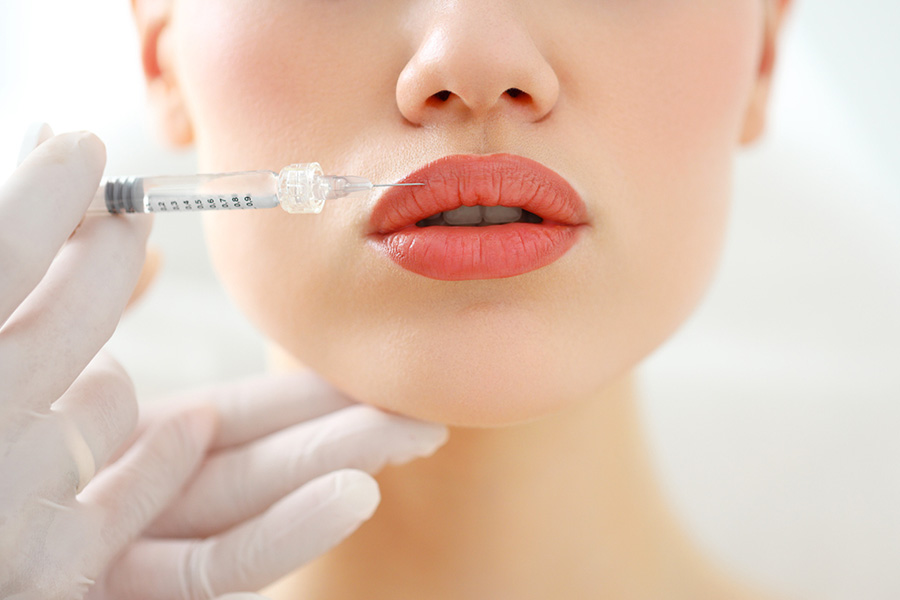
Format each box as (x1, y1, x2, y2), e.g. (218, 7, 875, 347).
(90, 171, 280, 214)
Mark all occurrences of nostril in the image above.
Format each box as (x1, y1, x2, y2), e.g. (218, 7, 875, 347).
(424, 88, 531, 112)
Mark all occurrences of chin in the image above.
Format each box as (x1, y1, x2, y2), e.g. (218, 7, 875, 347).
(342, 365, 586, 428)
(308, 320, 613, 428)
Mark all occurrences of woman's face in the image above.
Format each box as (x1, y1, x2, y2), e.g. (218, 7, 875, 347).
(162, 0, 767, 426)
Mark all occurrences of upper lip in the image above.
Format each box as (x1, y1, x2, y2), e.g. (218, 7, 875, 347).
(368, 154, 588, 235)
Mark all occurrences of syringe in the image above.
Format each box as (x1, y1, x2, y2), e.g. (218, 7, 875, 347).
(89, 163, 424, 215)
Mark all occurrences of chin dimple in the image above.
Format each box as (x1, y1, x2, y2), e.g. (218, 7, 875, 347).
(416, 205, 543, 227)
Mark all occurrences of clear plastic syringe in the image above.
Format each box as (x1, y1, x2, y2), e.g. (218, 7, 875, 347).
(88, 163, 423, 215)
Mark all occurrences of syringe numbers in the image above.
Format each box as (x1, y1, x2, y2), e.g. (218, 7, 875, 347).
(146, 195, 257, 213)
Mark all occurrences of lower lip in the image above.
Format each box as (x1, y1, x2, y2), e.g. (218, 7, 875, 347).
(369, 222, 583, 281)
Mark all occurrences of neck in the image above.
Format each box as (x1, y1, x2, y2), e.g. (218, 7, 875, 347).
(264, 357, 750, 600)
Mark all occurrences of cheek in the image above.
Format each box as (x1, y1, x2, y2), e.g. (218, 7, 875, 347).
(175, 0, 397, 361)
(557, 2, 764, 343)
(171, 0, 371, 169)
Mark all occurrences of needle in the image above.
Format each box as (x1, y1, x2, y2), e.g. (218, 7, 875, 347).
(372, 183, 426, 187)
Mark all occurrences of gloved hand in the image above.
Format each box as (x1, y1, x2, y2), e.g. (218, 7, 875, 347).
(0, 125, 448, 600)
(91, 371, 448, 600)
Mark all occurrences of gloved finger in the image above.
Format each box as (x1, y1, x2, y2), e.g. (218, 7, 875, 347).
(126, 245, 161, 309)
(179, 371, 359, 450)
(0, 131, 106, 326)
(112, 371, 357, 464)
(102, 469, 379, 600)
(0, 406, 79, 510)
(0, 211, 152, 409)
(16, 121, 54, 166)
(51, 352, 138, 493)
(148, 404, 447, 538)
(76, 404, 217, 568)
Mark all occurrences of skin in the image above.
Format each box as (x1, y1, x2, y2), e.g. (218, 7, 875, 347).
(135, 0, 793, 597)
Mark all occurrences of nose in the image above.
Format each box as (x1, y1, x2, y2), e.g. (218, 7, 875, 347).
(396, 2, 560, 126)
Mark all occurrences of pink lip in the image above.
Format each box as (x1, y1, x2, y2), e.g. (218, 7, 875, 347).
(367, 154, 588, 280)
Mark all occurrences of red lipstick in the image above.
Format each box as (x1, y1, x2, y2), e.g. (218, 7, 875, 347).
(367, 154, 587, 280)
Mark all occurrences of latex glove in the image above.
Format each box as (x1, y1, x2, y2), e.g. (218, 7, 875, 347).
(0, 126, 448, 599)
(93, 371, 448, 599)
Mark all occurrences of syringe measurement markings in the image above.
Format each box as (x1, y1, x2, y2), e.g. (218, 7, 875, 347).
(145, 195, 257, 213)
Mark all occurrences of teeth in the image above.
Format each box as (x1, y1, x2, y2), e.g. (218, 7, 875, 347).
(415, 206, 542, 227)
(419, 213, 444, 227)
(443, 205, 483, 225)
(483, 206, 522, 224)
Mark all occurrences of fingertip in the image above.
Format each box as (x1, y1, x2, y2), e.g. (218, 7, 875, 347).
(393, 417, 450, 459)
(28, 131, 108, 188)
(193, 469, 381, 593)
(75, 130, 107, 170)
(181, 403, 220, 455)
(422, 421, 450, 454)
(331, 469, 381, 521)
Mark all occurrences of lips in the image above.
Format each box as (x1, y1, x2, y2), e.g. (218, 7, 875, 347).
(367, 154, 588, 280)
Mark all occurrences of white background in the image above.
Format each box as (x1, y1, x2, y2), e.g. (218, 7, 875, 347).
(1, 2, 899, 599)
